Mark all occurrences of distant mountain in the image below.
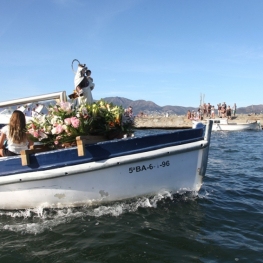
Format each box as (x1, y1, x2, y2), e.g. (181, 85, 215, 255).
(103, 97, 263, 116)
(236, 105, 263, 114)
(2, 96, 261, 117)
(103, 97, 196, 115)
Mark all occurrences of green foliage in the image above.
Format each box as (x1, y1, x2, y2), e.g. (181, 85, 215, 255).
(27, 100, 134, 148)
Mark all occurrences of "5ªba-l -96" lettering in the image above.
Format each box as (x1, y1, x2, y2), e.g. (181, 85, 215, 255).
(129, 160, 170, 173)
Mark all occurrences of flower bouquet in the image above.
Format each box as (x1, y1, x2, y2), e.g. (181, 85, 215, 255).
(27, 100, 134, 148)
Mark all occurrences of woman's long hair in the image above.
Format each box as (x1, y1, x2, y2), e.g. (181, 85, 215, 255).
(8, 110, 27, 143)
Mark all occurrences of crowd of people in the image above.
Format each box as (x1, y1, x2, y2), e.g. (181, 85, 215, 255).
(187, 102, 237, 120)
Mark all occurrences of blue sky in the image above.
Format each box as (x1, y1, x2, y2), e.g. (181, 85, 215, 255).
(0, 0, 262, 108)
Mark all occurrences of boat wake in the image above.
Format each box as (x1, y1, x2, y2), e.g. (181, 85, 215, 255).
(0, 190, 198, 235)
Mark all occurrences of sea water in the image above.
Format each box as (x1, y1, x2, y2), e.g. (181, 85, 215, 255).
(0, 129, 262, 263)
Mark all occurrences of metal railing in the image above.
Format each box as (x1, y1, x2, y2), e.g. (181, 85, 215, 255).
(0, 91, 67, 108)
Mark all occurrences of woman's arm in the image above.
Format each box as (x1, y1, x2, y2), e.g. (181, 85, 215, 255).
(0, 132, 6, 149)
(26, 134, 34, 148)
(0, 132, 7, 156)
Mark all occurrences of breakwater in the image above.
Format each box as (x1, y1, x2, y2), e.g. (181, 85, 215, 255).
(134, 114, 263, 129)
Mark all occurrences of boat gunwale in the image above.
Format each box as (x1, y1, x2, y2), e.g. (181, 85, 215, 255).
(0, 127, 205, 176)
(0, 139, 209, 186)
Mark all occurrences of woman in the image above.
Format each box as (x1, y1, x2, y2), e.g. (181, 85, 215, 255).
(0, 110, 32, 157)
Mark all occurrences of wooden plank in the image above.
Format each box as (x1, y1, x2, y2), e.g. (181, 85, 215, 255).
(20, 146, 50, 166)
(21, 150, 30, 166)
(76, 136, 86, 156)
(21, 136, 107, 165)
(76, 135, 106, 157)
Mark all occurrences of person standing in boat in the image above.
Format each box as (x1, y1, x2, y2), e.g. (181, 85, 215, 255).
(0, 110, 33, 157)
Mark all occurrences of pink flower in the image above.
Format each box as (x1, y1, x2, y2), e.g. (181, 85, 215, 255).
(64, 118, 71, 125)
(54, 140, 59, 145)
(70, 117, 80, 128)
(27, 128, 39, 138)
(60, 102, 72, 112)
(33, 131, 39, 138)
(51, 124, 64, 134)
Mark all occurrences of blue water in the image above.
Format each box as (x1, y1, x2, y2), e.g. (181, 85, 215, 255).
(0, 130, 263, 263)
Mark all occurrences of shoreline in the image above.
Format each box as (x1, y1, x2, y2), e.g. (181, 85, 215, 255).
(134, 114, 263, 129)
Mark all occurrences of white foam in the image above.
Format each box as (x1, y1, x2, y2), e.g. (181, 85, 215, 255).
(0, 190, 193, 235)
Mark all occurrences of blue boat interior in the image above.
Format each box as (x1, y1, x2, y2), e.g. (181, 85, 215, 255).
(0, 127, 204, 176)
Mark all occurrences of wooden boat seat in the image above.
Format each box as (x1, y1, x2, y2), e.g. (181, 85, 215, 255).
(20, 136, 107, 165)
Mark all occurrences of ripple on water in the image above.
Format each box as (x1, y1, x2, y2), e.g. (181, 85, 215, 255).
(1, 130, 263, 262)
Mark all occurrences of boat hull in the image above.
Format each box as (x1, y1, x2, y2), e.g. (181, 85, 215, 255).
(212, 122, 260, 131)
(0, 142, 206, 209)
(0, 91, 212, 210)
(193, 119, 260, 131)
(0, 120, 212, 210)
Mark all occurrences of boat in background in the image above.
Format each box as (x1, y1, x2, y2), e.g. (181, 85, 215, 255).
(193, 118, 261, 131)
(0, 108, 33, 129)
(0, 98, 46, 129)
(0, 91, 212, 210)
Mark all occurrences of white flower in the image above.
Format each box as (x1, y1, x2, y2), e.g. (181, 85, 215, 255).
(51, 116, 63, 125)
(44, 125, 52, 133)
(62, 124, 68, 131)
(38, 131, 48, 140)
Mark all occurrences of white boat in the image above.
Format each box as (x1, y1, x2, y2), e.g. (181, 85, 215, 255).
(193, 118, 261, 131)
(0, 99, 45, 128)
(0, 91, 212, 210)
(0, 108, 32, 128)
